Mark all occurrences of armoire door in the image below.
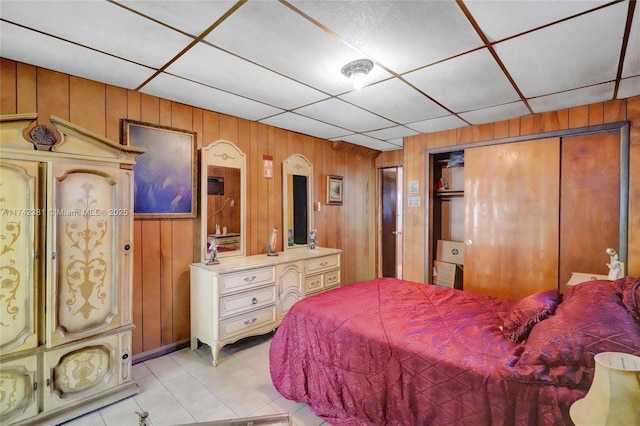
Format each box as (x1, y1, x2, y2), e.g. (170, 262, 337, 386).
(47, 163, 130, 348)
(464, 138, 560, 299)
(0, 159, 41, 355)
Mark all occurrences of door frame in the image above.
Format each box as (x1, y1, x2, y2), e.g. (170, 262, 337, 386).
(425, 121, 630, 284)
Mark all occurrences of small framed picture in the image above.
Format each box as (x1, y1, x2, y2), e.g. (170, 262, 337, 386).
(326, 175, 343, 206)
(409, 180, 419, 194)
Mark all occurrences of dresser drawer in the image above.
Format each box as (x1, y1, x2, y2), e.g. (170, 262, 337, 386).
(219, 285, 276, 318)
(220, 267, 275, 295)
(219, 305, 276, 341)
(304, 275, 323, 294)
(305, 254, 340, 275)
(324, 269, 340, 289)
(304, 269, 341, 295)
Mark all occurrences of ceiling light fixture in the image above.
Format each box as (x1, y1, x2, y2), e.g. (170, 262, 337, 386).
(341, 59, 374, 90)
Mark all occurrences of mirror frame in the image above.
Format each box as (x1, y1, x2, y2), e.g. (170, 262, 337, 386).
(282, 154, 314, 250)
(200, 140, 246, 262)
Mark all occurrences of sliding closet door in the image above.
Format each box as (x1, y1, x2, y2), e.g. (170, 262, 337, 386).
(559, 131, 620, 288)
(464, 138, 560, 299)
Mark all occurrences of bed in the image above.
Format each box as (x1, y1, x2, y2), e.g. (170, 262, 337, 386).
(269, 277, 640, 425)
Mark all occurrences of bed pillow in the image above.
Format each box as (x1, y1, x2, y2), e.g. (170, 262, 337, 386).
(499, 279, 640, 389)
(502, 289, 560, 343)
(620, 277, 640, 322)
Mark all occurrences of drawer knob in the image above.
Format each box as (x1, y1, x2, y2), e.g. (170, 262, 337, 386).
(244, 317, 257, 326)
(320, 261, 328, 266)
(244, 276, 257, 282)
(251, 297, 258, 304)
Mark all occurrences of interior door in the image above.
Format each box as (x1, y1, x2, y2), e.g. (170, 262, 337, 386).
(559, 131, 620, 287)
(380, 167, 402, 278)
(464, 138, 560, 299)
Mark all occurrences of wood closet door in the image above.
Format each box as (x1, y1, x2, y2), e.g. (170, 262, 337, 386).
(559, 132, 620, 288)
(464, 138, 560, 299)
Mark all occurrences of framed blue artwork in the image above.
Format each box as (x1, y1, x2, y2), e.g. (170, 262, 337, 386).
(122, 120, 197, 218)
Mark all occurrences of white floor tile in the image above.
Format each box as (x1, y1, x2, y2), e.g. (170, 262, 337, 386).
(60, 410, 105, 426)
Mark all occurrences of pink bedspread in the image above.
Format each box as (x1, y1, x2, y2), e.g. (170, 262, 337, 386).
(269, 277, 640, 426)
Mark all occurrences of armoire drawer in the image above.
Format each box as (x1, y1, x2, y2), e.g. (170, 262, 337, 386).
(219, 266, 275, 295)
(219, 285, 276, 319)
(305, 254, 340, 275)
(219, 305, 276, 341)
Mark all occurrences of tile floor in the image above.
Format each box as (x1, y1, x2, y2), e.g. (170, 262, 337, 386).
(62, 333, 327, 426)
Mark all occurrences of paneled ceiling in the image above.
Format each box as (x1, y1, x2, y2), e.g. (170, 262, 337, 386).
(1, 0, 638, 151)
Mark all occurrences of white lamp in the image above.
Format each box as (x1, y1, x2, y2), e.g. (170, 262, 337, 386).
(341, 59, 373, 90)
(570, 352, 640, 425)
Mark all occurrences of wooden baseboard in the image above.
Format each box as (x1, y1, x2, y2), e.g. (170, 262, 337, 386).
(132, 339, 190, 364)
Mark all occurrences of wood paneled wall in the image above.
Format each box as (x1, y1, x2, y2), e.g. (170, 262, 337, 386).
(0, 59, 377, 357)
(402, 96, 640, 283)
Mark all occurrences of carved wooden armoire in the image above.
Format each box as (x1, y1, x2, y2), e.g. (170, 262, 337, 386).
(0, 114, 143, 425)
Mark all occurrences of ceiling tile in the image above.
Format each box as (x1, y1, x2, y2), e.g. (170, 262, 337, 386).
(165, 42, 328, 110)
(495, 2, 628, 98)
(294, 98, 395, 133)
(1, 0, 193, 69)
(335, 133, 400, 151)
(617, 76, 640, 99)
(141, 73, 283, 121)
(0, 21, 155, 90)
(339, 78, 449, 123)
(363, 126, 419, 141)
(406, 115, 468, 134)
(289, 0, 483, 74)
(383, 138, 404, 149)
(404, 48, 520, 112)
(622, 2, 640, 78)
(204, 1, 391, 95)
(459, 102, 530, 125)
(118, 0, 236, 37)
(464, 0, 611, 42)
(260, 113, 349, 140)
(528, 82, 615, 113)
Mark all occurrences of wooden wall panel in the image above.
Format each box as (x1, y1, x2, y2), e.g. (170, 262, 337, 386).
(1, 58, 17, 113)
(17, 63, 37, 114)
(2, 59, 378, 357)
(105, 85, 127, 142)
(70, 77, 105, 135)
(171, 219, 192, 342)
(36, 68, 69, 127)
(132, 220, 143, 354)
(140, 220, 162, 351)
(160, 220, 173, 346)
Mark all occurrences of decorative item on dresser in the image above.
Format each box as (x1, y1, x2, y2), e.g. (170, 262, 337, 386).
(0, 114, 143, 425)
(190, 247, 341, 366)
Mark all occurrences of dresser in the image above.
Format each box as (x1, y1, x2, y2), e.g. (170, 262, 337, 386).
(190, 247, 341, 365)
(0, 114, 142, 425)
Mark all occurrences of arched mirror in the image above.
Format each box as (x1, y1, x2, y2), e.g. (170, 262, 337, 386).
(199, 140, 246, 262)
(283, 154, 313, 249)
